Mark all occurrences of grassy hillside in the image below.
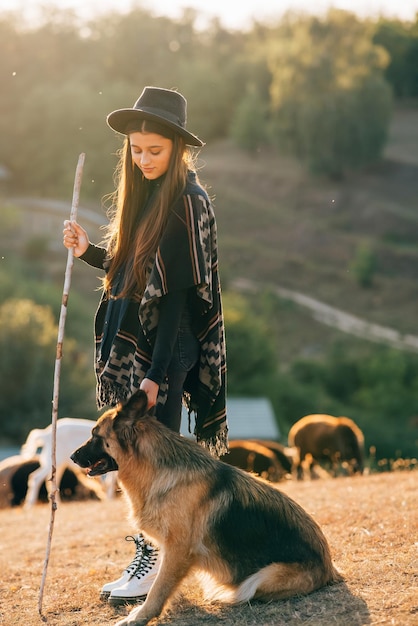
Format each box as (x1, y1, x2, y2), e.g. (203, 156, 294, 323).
(198, 106, 418, 361)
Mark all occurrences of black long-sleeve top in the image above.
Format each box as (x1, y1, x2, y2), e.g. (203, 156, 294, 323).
(79, 243, 188, 386)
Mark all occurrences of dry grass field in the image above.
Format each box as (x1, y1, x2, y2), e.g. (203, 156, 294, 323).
(0, 470, 416, 626)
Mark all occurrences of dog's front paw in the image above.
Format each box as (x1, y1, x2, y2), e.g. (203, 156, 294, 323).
(114, 618, 148, 626)
(114, 606, 150, 626)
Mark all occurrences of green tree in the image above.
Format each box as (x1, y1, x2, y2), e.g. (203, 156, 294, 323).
(223, 292, 278, 396)
(0, 8, 249, 198)
(349, 242, 377, 287)
(230, 86, 268, 154)
(0, 299, 95, 444)
(374, 18, 418, 98)
(266, 9, 393, 177)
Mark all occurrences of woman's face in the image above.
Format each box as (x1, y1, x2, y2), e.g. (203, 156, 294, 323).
(129, 131, 173, 180)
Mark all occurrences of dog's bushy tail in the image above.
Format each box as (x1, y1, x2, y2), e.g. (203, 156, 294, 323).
(199, 562, 342, 605)
(237, 563, 327, 602)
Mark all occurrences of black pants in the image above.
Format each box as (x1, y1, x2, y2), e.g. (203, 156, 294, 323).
(154, 319, 200, 433)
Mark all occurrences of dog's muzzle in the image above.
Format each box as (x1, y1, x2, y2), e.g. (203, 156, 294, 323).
(71, 447, 118, 476)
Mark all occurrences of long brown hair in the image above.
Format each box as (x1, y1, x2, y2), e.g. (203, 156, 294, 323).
(102, 120, 198, 300)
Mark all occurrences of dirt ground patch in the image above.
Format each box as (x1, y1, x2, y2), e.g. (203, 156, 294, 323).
(0, 470, 416, 626)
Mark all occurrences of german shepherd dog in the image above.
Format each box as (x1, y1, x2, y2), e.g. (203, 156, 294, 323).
(71, 391, 342, 626)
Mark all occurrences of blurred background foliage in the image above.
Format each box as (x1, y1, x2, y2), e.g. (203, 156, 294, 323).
(0, 6, 418, 462)
(2, 6, 418, 196)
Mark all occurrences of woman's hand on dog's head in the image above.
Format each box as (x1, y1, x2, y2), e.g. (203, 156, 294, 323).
(140, 378, 159, 409)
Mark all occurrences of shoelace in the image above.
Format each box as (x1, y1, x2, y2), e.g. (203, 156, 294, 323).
(123, 535, 145, 575)
(132, 544, 160, 580)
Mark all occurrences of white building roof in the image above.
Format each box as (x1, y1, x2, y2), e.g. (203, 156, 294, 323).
(181, 396, 280, 441)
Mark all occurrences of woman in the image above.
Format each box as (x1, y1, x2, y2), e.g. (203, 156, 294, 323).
(63, 86, 228, 605)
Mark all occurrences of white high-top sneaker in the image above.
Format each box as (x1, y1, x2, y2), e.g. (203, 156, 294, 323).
(100, 535, 146, 601)
(108, 540, 161, 606)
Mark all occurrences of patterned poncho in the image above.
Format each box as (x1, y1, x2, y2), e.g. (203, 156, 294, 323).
(84, 173, 228, 457)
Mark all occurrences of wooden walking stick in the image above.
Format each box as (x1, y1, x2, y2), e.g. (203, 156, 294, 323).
(38, 153, 85, 618)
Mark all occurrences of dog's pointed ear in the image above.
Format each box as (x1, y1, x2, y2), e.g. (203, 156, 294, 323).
(113, 390, 149, 448)
(123, 390, 149, 419)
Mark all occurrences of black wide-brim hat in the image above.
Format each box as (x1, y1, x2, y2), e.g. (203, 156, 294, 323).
(107, 86, 204, 147)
